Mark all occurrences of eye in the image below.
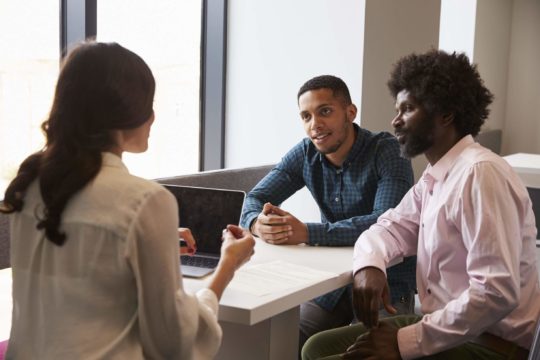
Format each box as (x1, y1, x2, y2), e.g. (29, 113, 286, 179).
(320, 107, 332, 116)
(300, 113, 311, 122)
(404, 104, 414, 112)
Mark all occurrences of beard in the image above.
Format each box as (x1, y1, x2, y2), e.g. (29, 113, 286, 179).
(396, 114, 436, 159)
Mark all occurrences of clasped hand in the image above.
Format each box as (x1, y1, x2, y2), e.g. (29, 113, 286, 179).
(251, 202, 307, 245)
(342, 321, 401, 360)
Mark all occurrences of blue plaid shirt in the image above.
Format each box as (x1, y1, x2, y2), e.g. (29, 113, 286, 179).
(240, 124, 416, 311)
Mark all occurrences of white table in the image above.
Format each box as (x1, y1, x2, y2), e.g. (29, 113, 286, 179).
(503, 153, 540, 188)
(0, 240, 355, 359)
(184, 239, 354, 359)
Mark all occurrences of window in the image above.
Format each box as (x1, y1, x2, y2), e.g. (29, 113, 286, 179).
(97, 0, 202, 179)
(0, 0, 60, 195)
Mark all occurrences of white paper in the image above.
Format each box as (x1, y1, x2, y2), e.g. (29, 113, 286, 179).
(228, 260, 338, 296)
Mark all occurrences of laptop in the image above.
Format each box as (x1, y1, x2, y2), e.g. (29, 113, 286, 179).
(163, 184, 246, 278)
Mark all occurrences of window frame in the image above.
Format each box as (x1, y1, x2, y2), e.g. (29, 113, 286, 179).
(60, 0, 227, 172)
(200, 0, 227, 171)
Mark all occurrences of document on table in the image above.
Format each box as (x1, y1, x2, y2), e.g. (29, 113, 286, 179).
(228, 260, 339, 296)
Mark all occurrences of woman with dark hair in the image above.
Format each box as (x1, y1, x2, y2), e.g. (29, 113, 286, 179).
(1, 42, 254, 359)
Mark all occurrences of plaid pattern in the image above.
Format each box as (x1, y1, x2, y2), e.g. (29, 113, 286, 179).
(240, 124, 416, 310)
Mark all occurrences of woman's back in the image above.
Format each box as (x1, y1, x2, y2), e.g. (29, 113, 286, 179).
(8, 153, 174, 359)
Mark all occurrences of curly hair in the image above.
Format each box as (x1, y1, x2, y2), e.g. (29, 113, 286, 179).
(297, 75, 352, 105)
(387, 49, 493, 137)
(1, 42, 155, 245)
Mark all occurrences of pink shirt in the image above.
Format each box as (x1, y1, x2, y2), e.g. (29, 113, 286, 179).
(353, 135, 540, 359)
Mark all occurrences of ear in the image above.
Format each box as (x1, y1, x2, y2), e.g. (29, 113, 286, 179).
(441, 113, 454, 127)
(346, 103, 358, 123)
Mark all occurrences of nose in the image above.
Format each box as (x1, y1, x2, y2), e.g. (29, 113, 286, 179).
(310, 115, 324, 131)
(391, 112, 403, 129)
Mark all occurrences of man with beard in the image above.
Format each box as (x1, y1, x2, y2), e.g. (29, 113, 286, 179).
(301, 51, 540, 360)
(240, 75, 416, 353)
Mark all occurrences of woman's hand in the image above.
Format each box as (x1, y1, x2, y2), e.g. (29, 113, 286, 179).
(220, 224, 255, 270)
(178, 227, 197, 255)
(208, 225, 255, 299)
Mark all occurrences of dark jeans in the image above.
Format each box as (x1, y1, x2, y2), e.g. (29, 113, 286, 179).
(299, 290, 415, 358)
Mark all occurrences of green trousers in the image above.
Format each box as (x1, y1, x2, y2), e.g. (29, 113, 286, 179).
(301, 315, 507, 360)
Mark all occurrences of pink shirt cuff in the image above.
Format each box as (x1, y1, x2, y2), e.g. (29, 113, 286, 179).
(397, 324, 422, 359)
(352, 252, 388, 276)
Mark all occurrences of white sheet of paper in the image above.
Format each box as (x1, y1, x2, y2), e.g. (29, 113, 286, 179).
(228, 260, 339, 296)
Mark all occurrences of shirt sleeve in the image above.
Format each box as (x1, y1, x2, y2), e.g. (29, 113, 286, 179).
(125, 187, 222, 360)
(239, 143, 306, 230)
(398, 163, 526, 358)
(308, 136, 414, 246)
(353, 181, 422, 274)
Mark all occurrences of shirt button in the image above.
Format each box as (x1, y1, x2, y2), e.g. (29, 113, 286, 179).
(427, 288, 432, 294)
(422, 223, 424, 228)
(429, 190, 433, 195)
(335, 197, 339, 202)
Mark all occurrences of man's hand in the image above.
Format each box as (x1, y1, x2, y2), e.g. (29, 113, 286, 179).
(251, 203, 308, 245)
(342, 321, 401, 360)
(352, 267, 396, 328)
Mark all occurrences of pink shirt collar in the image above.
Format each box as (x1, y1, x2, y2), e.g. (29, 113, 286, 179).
(425, 135, 475, 182)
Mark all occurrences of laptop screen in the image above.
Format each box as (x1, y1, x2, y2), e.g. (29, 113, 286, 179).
(162, 185, 246, 255)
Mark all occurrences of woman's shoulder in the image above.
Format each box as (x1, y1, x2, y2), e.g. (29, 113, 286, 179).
(95, 165, 170, 204)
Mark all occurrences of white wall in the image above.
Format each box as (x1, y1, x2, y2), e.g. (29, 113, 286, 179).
(439, 0, 476, 59)
(503, 0, 540, 155)
(473, 0, 513, 132)
(360, 0, 440, 180)
(226, 0, 365, 221)
(438, 0, 513, 140)
(436, 0, 540, 156)
(226, 0, 365, 167)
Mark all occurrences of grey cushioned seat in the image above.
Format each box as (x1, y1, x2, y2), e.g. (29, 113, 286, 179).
(155, 164, 274, 193)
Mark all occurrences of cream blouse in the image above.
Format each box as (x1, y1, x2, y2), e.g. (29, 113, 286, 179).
(7, 152, 221, 359)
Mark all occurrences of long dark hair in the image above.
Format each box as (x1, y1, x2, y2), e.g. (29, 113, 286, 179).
(0, 42, 155, 245)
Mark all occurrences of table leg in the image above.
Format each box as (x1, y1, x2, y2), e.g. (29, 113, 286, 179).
(216, 306, 300, 360)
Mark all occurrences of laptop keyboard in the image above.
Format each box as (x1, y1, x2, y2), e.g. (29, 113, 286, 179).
(181, 255, 219, 269)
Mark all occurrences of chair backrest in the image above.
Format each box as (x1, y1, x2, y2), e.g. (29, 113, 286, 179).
(529, 319, 540, 360)
(155, 164, 275, 193)
(475, 128, 502, 154)
(0, 212, 10, 270)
